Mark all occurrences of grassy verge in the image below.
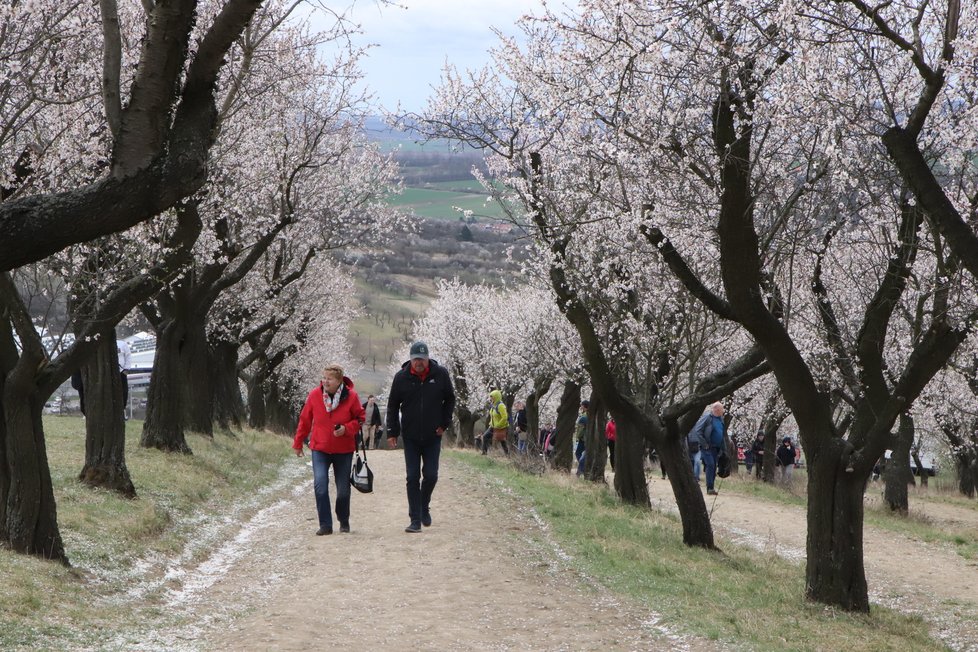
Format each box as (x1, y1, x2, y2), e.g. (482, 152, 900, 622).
(0, 416, 294, 650)
(717, 469, 978, 562)
(451, 452, 946, 652)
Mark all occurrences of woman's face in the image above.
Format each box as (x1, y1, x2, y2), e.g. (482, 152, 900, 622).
(322, 372, 342, 394)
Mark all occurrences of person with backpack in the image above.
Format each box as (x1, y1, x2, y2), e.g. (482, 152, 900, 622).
(484, 389, 510, 455)
(687, 402, 726, 496)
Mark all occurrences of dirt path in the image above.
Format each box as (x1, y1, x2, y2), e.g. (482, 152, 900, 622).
(141, 454, 978, 651)
(168, 451, 711, 652)
(645, 475, 978, 651)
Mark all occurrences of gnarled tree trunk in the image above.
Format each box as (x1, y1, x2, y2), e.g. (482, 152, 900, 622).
(211, 339, 244, 432)
(553, 379, 580, 471)
(805, 438, 871, 612)
(78, 330, 135, 497)
(0, 331, 66, 563)
(141, 322, 192, 453)
(883, 413, 914, 513)
(612, 417, 651, 507)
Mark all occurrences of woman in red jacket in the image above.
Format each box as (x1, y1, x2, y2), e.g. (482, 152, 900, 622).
(293, 364, 365, 535)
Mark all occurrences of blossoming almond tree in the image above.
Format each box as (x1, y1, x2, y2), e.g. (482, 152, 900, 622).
(496, 0, 978, 610)
(0, 0, 268, 271)
(137, 3, 404, 452)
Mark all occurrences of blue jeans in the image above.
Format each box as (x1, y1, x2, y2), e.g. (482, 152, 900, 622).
(702, 447, 719, 491)
(689, 449, 702, 480)
(403, 437, 441, 525)
(311, 450, 353, 529)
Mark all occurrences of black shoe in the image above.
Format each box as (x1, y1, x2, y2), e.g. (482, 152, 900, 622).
(405, 522, 422, 533)
(707, 489, 718, 496)
(316, 527, 333, 536)
(339, 524, 350, 533)
(421, 513, 432, 527)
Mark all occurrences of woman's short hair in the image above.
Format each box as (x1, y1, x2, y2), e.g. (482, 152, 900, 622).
(322, 364, 344, 380)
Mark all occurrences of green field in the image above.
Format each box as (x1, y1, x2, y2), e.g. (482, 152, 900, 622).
(385, 186, 506, 221)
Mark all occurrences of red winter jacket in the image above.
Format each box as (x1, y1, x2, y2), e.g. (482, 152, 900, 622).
(605, 419, 617, 442)
(293, 377, 365, 454)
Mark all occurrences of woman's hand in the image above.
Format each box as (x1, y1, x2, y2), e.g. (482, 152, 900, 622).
(333, 424, 346, 437)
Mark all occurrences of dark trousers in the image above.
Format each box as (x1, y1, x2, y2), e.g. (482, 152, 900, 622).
(311, 450, 353, 529)
(403, 437, 442, 525)
(608, 440, 616, 470)
(481, 432, 508, 455)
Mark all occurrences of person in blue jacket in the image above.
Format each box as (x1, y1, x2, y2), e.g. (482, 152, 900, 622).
(688, 402, 726, 495)
(386, 341, 456, 533)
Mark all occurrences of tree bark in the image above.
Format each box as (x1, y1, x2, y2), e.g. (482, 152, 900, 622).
(0, 331, 67, 563)
(661, 417, 714, 548)
(524, 375, 553, 451)
(78, 329, 135, 497)
(612, 417, 651, 507)
(246, 364, 268, 430)
(584, 393, 608, 482)
(883, 414, 914, 513)
(141, 322, 192, 453)
(553, 379, 580, 471)
(805, 439, 870, 612)
(211, 339, 244, 432)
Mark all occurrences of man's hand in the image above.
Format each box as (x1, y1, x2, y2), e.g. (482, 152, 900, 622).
(387, 436, 397, 449)
(294, 448, 304, 457)
(435, 427, 445, 437)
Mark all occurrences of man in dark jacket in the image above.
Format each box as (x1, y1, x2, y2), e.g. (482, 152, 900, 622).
(387, 341, 456, 533)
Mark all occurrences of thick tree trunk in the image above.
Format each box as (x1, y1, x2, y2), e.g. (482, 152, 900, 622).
(524, 376, 553, 452)
(805, 439, 870, 612)
(180, 314, 213, 435)
(662, 417, 715, 548)
(454, 406, 478, 449)
(0, 342, 67, 563)
(141, 322, 192, 453)
(78, 330, 135, 497)
(265, 377, 297, 436)
(955, 449, 978, 498)
(883, 414, 914, 513)
(246, 362, 268, 430)
(553, 379, 580, 471)
(612, 418, 651, 507)
(211, 339, 244, 432)
(910, 448, 928, 487)
(584, 394, 608, 482)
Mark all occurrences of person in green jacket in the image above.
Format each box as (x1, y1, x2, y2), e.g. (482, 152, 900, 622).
(482, 389, 510, 456)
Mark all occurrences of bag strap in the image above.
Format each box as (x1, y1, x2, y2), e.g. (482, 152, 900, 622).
(359, 432, 368, 462)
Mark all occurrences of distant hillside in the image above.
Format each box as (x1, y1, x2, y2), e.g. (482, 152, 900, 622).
(341, 217, 527, 396)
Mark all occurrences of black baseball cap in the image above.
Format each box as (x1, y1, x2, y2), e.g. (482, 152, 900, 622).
(410, 341, 429, 360)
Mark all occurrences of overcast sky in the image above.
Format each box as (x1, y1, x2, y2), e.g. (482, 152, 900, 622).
(334, 0, 546, 113)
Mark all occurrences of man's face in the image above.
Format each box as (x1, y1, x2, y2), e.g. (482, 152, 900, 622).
(411, 358, 429, 374)
(711, 404, 725, 417)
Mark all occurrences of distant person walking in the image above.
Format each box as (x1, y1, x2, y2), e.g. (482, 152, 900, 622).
(117, 337, 132, 417)
(361, 394, 382, 450)
(575, 400, 589, 477)
(293, 364, 365, 535)
(514, 401, 528, 453)
(776, 437, 796, 484)
(605, 417, 617, 471)
(484, 389, 510, 456)
(387, 341, 456, 533)
(688, 402, 726, 495)
(750, 431, 766, 479)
